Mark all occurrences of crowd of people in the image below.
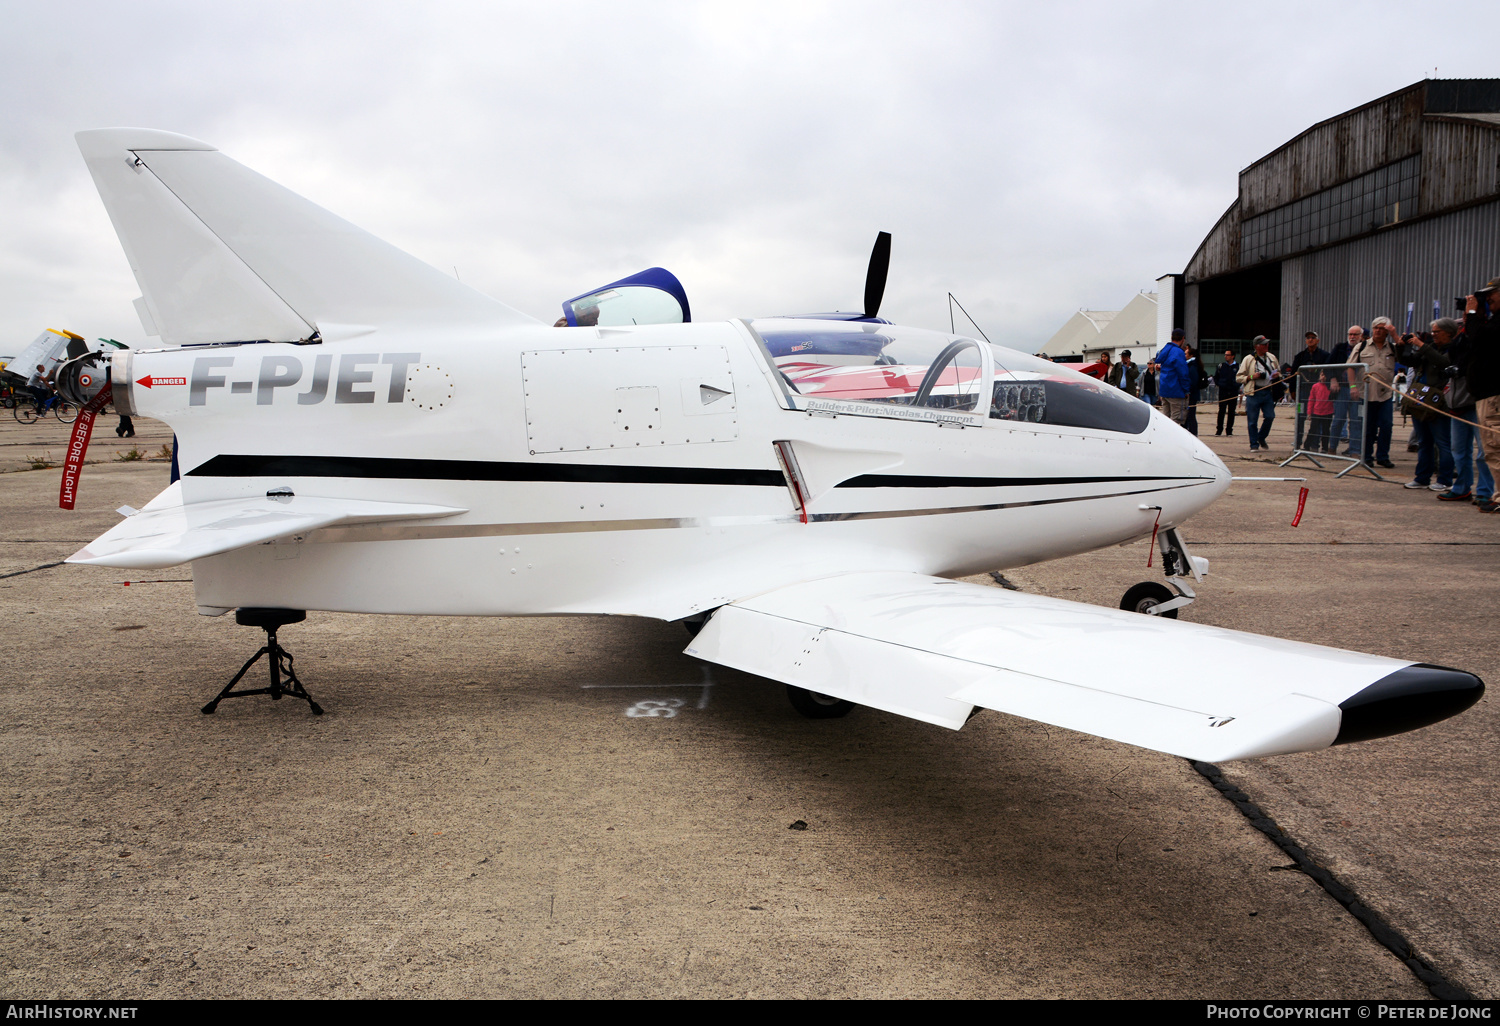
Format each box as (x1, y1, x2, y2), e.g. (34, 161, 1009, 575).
(1085, 277, 1500, 513)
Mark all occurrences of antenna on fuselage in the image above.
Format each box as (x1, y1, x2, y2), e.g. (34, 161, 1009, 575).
(946, 292, 992, 344)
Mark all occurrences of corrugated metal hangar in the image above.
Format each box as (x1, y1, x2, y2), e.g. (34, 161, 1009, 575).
(1160, 78, 1500, 365)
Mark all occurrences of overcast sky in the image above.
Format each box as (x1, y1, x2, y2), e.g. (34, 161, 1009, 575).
(1, 0, 1494, 356)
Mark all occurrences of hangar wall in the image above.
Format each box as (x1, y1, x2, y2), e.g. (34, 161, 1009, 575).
(1177, 78, 1500, 364)
(1279, 197, 1500, 346)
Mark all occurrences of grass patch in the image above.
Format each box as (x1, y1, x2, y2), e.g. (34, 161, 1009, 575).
(154, 444, 173, 461)
(25, 453, 52, 470)
(116, 446, 145, 462)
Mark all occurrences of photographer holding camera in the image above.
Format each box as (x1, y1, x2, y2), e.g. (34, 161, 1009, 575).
(1395, 320, 1455, 492)
(1235, 336, 1282, 451)
(1465, 277, 1500, 513)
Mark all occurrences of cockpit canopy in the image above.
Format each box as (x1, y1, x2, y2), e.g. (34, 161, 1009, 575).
(750, 318, 1150, 434)
(753, 319, 987, 412)
(560, 267, 691, 327)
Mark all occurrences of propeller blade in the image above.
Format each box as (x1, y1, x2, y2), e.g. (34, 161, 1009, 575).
(863, 231, 891, 319)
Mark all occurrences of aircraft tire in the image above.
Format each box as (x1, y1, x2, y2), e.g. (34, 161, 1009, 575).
(1121, 581, 1178, 619)
(787, 685, 855, 719)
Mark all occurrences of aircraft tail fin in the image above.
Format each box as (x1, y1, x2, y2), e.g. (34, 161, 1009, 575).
(76, 129, 536, 344)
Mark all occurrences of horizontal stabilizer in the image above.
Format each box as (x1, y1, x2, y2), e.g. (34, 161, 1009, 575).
(77, 128, 536, 344)
(67, 482, 466, 569)
(687, 572, 1480, 761)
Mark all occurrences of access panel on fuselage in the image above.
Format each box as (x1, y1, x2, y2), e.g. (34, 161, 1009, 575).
(521, 344, 739, 454)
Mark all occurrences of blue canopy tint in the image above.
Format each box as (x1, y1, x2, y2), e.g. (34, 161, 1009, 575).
(561, 267, 691, 327)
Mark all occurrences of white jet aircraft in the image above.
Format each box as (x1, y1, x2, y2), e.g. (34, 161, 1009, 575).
(58, 128, 1482, 760)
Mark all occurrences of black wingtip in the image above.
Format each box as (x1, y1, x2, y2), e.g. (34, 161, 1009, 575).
(1334, 663, 1485, 746)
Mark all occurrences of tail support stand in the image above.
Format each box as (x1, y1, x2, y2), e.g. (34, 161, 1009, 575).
(202, 608, 323, 715)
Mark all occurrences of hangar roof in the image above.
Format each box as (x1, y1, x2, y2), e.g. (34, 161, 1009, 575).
(1184, 79, 1500, 284)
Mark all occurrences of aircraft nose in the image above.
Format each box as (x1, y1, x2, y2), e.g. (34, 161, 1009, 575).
(1188, 432, 1231, 488)
(1169, 418, 1232, 496)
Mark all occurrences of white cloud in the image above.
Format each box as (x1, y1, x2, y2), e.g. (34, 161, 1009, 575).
(0, 0, 1493, 357)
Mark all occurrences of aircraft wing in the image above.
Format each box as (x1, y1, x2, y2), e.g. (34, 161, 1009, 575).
(685, 572, 1482, 762)
(67, 482, 466, 570)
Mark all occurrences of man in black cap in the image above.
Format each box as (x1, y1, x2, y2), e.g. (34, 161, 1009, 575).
(1107, 349, 1140, 395)
(1290, 331, 1331, 374)
(1289, 332, 1333, 451)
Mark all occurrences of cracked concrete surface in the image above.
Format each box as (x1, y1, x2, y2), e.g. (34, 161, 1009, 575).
(0, 413, 1486, 998)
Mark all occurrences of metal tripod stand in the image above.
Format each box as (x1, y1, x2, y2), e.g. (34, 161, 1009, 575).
(201, 608, 323, 715)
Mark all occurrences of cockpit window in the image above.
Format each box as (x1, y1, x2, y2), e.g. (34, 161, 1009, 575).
(566, 286, 684, 327)
(750, 319, 986, 414)
(745, 321, 1149, 433)
(989, 346, 1151, 434)
(560, 267, 691, 327)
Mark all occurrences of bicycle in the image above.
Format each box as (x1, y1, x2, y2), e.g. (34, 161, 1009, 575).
(12, 393, 75, 425)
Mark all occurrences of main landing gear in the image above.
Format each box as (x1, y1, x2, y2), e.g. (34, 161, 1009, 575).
(787, 685, 855, 719)
(1120, 525, 1208, 620)
(202, 608, 323, 715)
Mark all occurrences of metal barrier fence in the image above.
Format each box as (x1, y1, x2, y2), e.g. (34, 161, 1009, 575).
(1282, 362, 1382, 480)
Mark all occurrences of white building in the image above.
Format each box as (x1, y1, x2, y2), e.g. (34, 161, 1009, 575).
(1039, 291, 1159, 365)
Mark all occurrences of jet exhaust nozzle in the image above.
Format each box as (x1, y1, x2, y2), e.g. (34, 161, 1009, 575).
(54, 350, 111, 407)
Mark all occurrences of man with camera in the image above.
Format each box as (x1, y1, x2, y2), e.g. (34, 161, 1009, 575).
(1108, 350, 1140, 395)
(1236, 336, 1281, 451)
(1465, 277, 1500, 513)
(1395, 320, 1455, 491)
(1441, 315, 1494, 506)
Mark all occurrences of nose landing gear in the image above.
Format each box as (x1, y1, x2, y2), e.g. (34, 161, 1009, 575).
(1121, 581, 1180, 618)
(1121, 525, 1207, 619)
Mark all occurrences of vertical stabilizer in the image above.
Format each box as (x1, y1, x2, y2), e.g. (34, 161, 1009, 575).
(77, 129, 536, 344)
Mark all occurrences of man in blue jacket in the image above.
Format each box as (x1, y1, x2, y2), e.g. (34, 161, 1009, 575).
(1154, 329, 1191, 426)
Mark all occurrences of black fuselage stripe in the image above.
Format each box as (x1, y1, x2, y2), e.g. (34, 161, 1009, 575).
(190, 454, 785, 487)
(187, 454, 1210, 489)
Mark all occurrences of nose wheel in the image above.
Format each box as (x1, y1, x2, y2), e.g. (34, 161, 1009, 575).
(1121, 525, 1206, 618)
(1121, 581, 1180, 618)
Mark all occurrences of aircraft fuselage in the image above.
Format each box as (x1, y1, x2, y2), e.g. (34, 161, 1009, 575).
(109, 319, 1230, 621)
